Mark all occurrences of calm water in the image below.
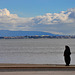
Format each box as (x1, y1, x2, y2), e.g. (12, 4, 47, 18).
(0, 39, 75, 64)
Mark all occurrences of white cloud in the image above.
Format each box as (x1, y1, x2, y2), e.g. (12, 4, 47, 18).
(0, 8, 34, 31)
(0, 8, 18, 18)
(32, 9, 74, 25)
(0, 8, 75, 35)
(44, 31, 63, 35)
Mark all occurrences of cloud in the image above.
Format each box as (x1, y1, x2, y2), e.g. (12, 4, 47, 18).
(32, 9, 74, 25)
(0, 8, 34, 31)
(32, 8, 75, 35)
(0, 8, 18, 18)
(0, 8, 75, 35)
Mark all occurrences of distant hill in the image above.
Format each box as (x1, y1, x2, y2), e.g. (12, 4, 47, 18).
(0, 30, 59, 37)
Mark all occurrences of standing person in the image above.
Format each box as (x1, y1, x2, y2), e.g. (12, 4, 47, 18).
(64, 45, 71, 66)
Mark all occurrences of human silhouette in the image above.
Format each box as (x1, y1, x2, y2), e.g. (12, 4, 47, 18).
(64, 45, 71, 66)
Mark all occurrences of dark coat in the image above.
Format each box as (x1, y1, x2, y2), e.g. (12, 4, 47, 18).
(64, 46, 71, 66)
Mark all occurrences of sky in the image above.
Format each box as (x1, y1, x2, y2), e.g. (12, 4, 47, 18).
(0, 0, 75, 35)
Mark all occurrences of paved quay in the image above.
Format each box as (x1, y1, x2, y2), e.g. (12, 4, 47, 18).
(0, 71, 75, 75)
(0, 64, 75, 71)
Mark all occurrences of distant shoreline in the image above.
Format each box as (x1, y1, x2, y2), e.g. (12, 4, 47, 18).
(0, 35, 75, 39)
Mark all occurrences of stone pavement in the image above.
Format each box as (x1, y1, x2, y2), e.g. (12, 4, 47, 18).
(0, 64, 75, 71)
(0, 71, 75, 75)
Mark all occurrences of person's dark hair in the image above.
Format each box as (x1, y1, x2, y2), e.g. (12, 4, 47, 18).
(65, 45, 70, 50)
(65, 45, 71, 55)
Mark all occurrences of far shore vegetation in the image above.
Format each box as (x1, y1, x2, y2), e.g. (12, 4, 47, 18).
(1, 35, 75, 39)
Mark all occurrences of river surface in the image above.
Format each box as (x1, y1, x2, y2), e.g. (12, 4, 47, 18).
(0, 39, 75, 64)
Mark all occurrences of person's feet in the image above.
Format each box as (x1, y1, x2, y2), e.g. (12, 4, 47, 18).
(65, 64, 69, 66)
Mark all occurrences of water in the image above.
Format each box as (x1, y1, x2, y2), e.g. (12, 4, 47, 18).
(0, 39, 75, 64)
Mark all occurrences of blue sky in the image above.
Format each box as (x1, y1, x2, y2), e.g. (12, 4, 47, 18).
(0, 0, 75, 17)
(0, 0, 75, 35)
